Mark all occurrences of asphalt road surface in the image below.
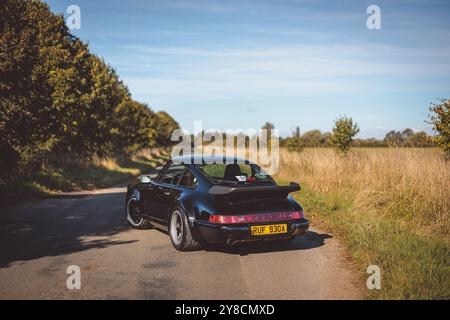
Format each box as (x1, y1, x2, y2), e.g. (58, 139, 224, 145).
(0, 186, 363, 299)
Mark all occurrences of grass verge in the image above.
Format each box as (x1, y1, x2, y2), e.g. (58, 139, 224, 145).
(0, 148, 169, 207)
(291, 185, 450, 300)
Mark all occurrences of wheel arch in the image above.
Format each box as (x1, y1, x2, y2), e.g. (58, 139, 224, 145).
(167, 199, 202, 240)
(126, 186, 145, 211)
(167, 200, 191, 220)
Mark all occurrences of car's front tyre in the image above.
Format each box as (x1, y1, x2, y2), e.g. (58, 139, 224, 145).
(169, 207, 201, 251)
(126, 196, 152, 229)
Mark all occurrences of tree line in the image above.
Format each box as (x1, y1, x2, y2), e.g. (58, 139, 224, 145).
(282, 126, 435, 150)
(0, 0, 178, 178)
(281, 100, 449, 155)
(184, 106, 448, 156)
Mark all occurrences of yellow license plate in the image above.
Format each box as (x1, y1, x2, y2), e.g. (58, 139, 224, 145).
(250, 224, 288, 236)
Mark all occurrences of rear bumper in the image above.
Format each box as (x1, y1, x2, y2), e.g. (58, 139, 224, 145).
(192, 218, 310, 244)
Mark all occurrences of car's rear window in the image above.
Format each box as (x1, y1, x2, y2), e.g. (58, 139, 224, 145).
(196, 163, 272, 184)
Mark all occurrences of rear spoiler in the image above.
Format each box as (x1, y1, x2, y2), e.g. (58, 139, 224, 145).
(208, 182, 301, 196)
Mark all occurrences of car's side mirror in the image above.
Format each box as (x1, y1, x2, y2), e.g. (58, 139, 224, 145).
(139, 175, 152, 184)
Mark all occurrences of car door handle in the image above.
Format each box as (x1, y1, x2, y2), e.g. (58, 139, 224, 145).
(163, 191, 171, 196)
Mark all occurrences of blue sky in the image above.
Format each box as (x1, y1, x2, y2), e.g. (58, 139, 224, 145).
(45, 0, 450, 138)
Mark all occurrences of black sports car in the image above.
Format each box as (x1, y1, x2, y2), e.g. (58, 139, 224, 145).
(125, 155, 309, 251)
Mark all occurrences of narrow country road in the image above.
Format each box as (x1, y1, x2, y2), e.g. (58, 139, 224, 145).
(0, 186, 364, 300)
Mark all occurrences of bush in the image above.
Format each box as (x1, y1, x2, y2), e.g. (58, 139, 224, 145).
(331, 116, 360, 154)
(429, 99, 450, 157)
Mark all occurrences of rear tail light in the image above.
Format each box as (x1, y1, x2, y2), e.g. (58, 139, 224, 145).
(208, 211, 304, 224)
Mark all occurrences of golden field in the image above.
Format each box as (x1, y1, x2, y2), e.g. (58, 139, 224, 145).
(276, 148, 449, 238)
(275, 148, 449, 299)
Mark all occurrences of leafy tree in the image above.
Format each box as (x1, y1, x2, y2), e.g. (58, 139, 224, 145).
(154, 111, 180, 148)
(384, 129, 433, 148)
(285, 126, 304, 152)
(301, 130, 331, 147)
(261, 122, 275, 131)
(0, 0, 179, 178)
(112, 100, 157, 154)
(0, 0, 72, 171)
(331, 116, 360, 154)
(384, 131, 404, 147)
(401, 128, 414, 146)
(261, 122, 275, 150)
(409, 131, 433, 147)
(429, 99, 450, 156)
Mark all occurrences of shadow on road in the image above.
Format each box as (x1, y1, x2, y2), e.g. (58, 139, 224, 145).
(0, 190, 134, 268)
(203, 231, 333, 256)
(0, 181, 334, 268)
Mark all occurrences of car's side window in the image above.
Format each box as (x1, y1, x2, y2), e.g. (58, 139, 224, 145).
(178, 169, 198, 188)
(158, 163, 186, 185)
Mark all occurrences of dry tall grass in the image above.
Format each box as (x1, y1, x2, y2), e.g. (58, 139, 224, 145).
(43, 153, 121, 171)
(41, 148, 165, 172)
(276, 148, 450, 239)
(132, 148, 167, 162)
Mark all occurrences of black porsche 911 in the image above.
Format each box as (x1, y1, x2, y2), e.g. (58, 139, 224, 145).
(125, 155, 309, 251)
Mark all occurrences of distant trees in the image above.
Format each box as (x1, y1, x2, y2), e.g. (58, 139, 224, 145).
(261, 122, 275, 131)
(384, 129, 433, 148)
(384, 131, 407, 147)
(282, 129, 330, 151)
(302, 130, 331, 147)
(429, 99, 449, 157)
(352, 138, 386, 148)
(261, 122, 275, 149)
(285, 126, 304, 152)
(281, 127, 435, 151)
(0, 0, 178, 177)
(331, 116, 360, 154)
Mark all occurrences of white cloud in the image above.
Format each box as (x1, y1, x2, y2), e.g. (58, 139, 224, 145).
(111, 43, 450, 103)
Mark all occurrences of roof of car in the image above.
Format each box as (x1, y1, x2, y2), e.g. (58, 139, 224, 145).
(171, 155, 252, 164)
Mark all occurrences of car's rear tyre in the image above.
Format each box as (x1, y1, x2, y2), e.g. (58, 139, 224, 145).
(169, 207, 201, 251)
(126, 196, 152, 229)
